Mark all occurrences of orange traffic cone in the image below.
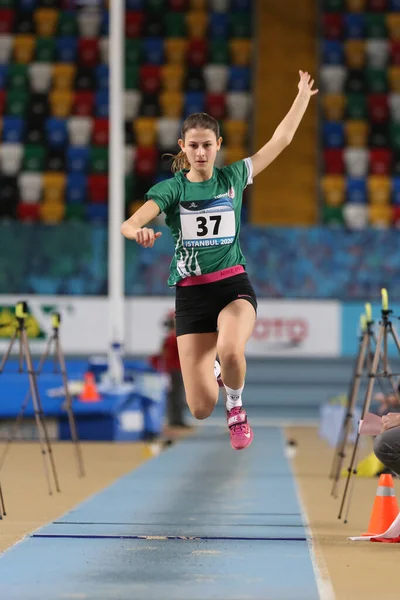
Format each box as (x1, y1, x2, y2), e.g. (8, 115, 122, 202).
(79, 372, 100, 403)
(362, 474, 399, 536)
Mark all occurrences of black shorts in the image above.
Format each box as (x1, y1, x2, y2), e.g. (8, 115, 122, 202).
(175, 272, 258, 337)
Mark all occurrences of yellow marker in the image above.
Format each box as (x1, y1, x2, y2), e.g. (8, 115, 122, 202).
(15, 301, 28, 319)
(365, 303, 372, 322)
(381, 288, 389, 310)
(51, 313, 60, 329)
(360, 315, 367, 332)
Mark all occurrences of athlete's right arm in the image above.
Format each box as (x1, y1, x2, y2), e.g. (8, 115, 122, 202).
(120, 199, 162, 248)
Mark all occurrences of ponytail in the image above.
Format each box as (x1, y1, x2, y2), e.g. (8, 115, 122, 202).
(163, 150, 191, 174)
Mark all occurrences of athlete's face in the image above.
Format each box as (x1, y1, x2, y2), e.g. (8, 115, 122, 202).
(179, 128, 222, 176)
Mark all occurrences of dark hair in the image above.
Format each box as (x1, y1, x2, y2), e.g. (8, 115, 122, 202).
(166, 113, 220, 173)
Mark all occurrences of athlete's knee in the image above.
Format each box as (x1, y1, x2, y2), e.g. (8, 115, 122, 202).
(190, 404, 214, 420)
(217, 344, 244, 369)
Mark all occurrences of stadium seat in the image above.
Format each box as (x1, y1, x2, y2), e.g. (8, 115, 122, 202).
(92, 118, 109, 146)
(0, 143, 23, 176)
(343, 203, 368, 228)
(25, 116, 45, 143)
(223, 119, 248, 146)
(229, 39, 252, 67)
(88, 174, 108, 203)
(73, 91, 95, 116)
(49, 89, 74, 118)
(2, 116, 24, 142)
(368, 0, 388, 10)
(346, 92, 367, 118)
(389, 65, 400, 91)
(389, 92, 400, 120)
(125, 11, 145, 37)
(365, 13, 387, 38)
(323, 94, 346, 120)
(161, 64, 184, 92)
(346, 120, 369, 146)
(45, 117, 68, 147)
(66, 173, 87, 203)
(321, 65, 347, 93)
(369, 148, 392, 174)
(18, 172, 42, 203)
(143, 37, 164, 65)
(29, 63, 52, 93)
(39, 200, 65, 223)
(125, 38, 143, 65)
(56, 36, 78, 63)
(164, 38, 187, 64)
(368, 174, 391, 203)
(368, 93, 389, 122)
(323, 40, 344, 65)
(8, 64, 29, 91)
(75, 66, 96, 90)
(368, 203, 392, 227)
(143, 13, 164, 37)
(228, 66, 251, 91)
(321, 175, 345, 206)
(369, 122, 390, 146)
(57, 11, 78, 36)
(344, 40, 365, 69)
(187, 39, 208, 68)
(157, 117, 181, 150)
(133, 116, 157, 146)
(322, 205, 345, 225)
(165, 12, 186, 37)
(52, 63, 76, 90)
(229, 12, 252, 37)
(34, 8, 59, 36)
(203, 64, 229, 92)
(392, 175, 400, 204)
(323, 13, 343, 40)
(68, 116, 93, 145)
(366, 39, 389, 67)
(184, 91, 205, 116)
(346, 176, 368, 203)
(210, 0, 229, 9)
(323, 148, 345, 173)
(23, 144, 45, 171)
(139, 65, 161, 94)
(78, 38, 99, 69)
(390, 121, 400, 149)
(67, 146, 90, 173)
(95, 89, 109, 118)
(159, 90, 184, 117)
(13, 35, 36, 64)
(135, 146, 158, 178)
(345, 69, 366, 94)
(209, 12, 229, 39)
(46, 147, 66, 172)
(6, 89, 29, 117)
(124, 90, 141, 119)
(124, 145, 136, 174)
(344, 13, 365, 39)
(323, 121, 345, 147)
(346, 0, 366, 12)
(0, 35, 12, 63)
(344, 147, 369, 175)
(77, 8, 102, 37)
(0, 9, 14, 34)
(226, 91, 251, 119)
(387, 13, 400, 41)
(17, 203, 40, 222)
(42, 172, 66, 203)
(205, 93, 226, 120)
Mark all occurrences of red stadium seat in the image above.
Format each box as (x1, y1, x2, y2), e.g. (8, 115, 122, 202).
(369, 148, 392, 175)
(187, 39, 208, 68)
(368, 94, 390, 123)
(139, 65, 161, 94)
(205, 93, 226, 120)
(0, 9, 14, 34)
(88, 174, 108, 203)
(323, 149, 344, 174)
(0, 90, 5, 115)
(78, 39, 100, 69)
(125, 11, 144, 38)
(135, 146, 158, 178)
(323, 14, 343, 40)
(367, 0, 388, 10)
(390, 41, 400, 66)
(17, 203, 40, 222)
(92, 118, 109, 145)
(73, 91, 95, 116)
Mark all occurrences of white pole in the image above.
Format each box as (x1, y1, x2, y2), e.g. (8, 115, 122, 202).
(108, 0, 125, 382)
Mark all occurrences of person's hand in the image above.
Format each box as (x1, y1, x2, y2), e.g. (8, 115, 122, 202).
(298, 70, 318, 98)
(134, 227, 162, 248)
(381, 412, 400, 431)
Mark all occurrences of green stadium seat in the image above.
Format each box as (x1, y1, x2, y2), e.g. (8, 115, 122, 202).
(35, 37, 56, 62)
(366, 68, 388, 93)
(57, 11, 78, 36)
(322, 205, 345, 225)
(148, 0, 167, 9)
(230, 13, 252, 38)
(90, 146, 108, 173)
(6, 89, 28, 117)
(23, 145, 46, 172)
(346, 93, 367, 118)
(365, 13, 387, 39)
(209, 40, 230, 64)
(165, 12, 186, 37)
(125, 39, 143, 65)
(390, 121, 400, 150)
(125, 65, 139, 90)
(66, 204, 85, 221)
(7, 65, 28, 91)
(324, 0, 344, 10)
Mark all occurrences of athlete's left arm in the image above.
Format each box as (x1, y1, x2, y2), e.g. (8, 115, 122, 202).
(250, 71, 318, 178)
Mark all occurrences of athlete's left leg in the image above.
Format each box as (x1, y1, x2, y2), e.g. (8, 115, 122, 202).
(216, 299, 256, 450)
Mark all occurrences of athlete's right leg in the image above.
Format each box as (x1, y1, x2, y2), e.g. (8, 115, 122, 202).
(177, 332, 218, 420)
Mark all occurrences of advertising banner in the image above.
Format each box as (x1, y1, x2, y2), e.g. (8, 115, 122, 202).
(341, 302, 400, 357)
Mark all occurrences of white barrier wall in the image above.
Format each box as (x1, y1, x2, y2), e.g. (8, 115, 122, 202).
(0, 296, 341, 357)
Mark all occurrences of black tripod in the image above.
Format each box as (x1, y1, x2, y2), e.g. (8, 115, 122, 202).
(0, 480, 5, 518)
(338, 289, 400, 523)
(0, 301, 61, 495)
(0, 311, 85, 478)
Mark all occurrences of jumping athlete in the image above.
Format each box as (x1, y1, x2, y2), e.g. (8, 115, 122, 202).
(121, 70, 318, 450)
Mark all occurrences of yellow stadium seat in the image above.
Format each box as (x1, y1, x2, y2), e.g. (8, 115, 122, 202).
(368, 175, 391, 204)
(49, 90, 74, 118)
(39, 200, 65, 223)
(346, 120, 369, 147)
(186, 10, 208, 38)
(387, 13, 400, 41)
(389, 66, 400, 93)
(321, 175, 345, 207)
(368, 204, 392, 227)
(52, 64, 76, 90)
(13, 35, 35, 64)
(223, 145, 246, 166)
(34, 8, 59, 37)
(159, 90, 184, 118)
(223, 120, 248, 146)
(345, 0, 366, 11)
(323, 94, 346, 120)
(161, 64, 185, 92)
(164, 39, 188, 65)
(344, 40, 365, 70)
(190, 0, 207, 9)
(42, 173, 66, 203)
(133, 117, 157, 147)
(230, 39, 252, 67)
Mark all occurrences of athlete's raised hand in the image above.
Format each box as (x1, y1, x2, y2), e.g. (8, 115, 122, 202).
(298, 70, 318, 98)
(134, 227, 162, 248)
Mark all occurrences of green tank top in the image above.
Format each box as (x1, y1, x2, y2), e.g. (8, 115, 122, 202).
(144, 158, 253, 287)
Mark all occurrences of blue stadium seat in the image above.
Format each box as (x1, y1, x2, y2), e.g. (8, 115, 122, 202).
(323, 121, 345, 148)
(228, 66, 251, 91)
(391, 0, 400, 9)
(56, 37, 78, 63)
(344, 14, 365, 39)
(322, 41, 345, 65)
(66, 173, 87, 204)
(209, 13, 229, 39)
(126, 0, 144, 8)
(67, 146, 90, 173)
(101, 10, 109, 35)
(95, 64, 109, 89)
(0, 65, 8, 89)
(2, 117, 24, 143)
(184, 91, 206, 117)
(392, 176, 400, 204)
(232, 0, 252, 9)
(85, 203, 108, 223)
(45, 117, 68, 147)
(346, 177, 368, 203)
(95, 89, 109, 117)
(19, 0, 38, 9)
(143, 38, 164, 65)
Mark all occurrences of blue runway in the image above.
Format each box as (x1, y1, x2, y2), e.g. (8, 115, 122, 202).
(0, 426, 323, 599)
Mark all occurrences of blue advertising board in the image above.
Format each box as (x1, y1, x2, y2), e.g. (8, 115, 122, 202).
(341, 302, 400, 357)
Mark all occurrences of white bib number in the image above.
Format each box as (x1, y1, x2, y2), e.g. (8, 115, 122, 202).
(181, 208, 235, 248)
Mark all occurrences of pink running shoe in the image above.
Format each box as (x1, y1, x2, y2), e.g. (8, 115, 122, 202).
(227, 407, 254, 450)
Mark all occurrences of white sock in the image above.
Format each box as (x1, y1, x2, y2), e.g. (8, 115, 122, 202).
(224, 384, 244, 411)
